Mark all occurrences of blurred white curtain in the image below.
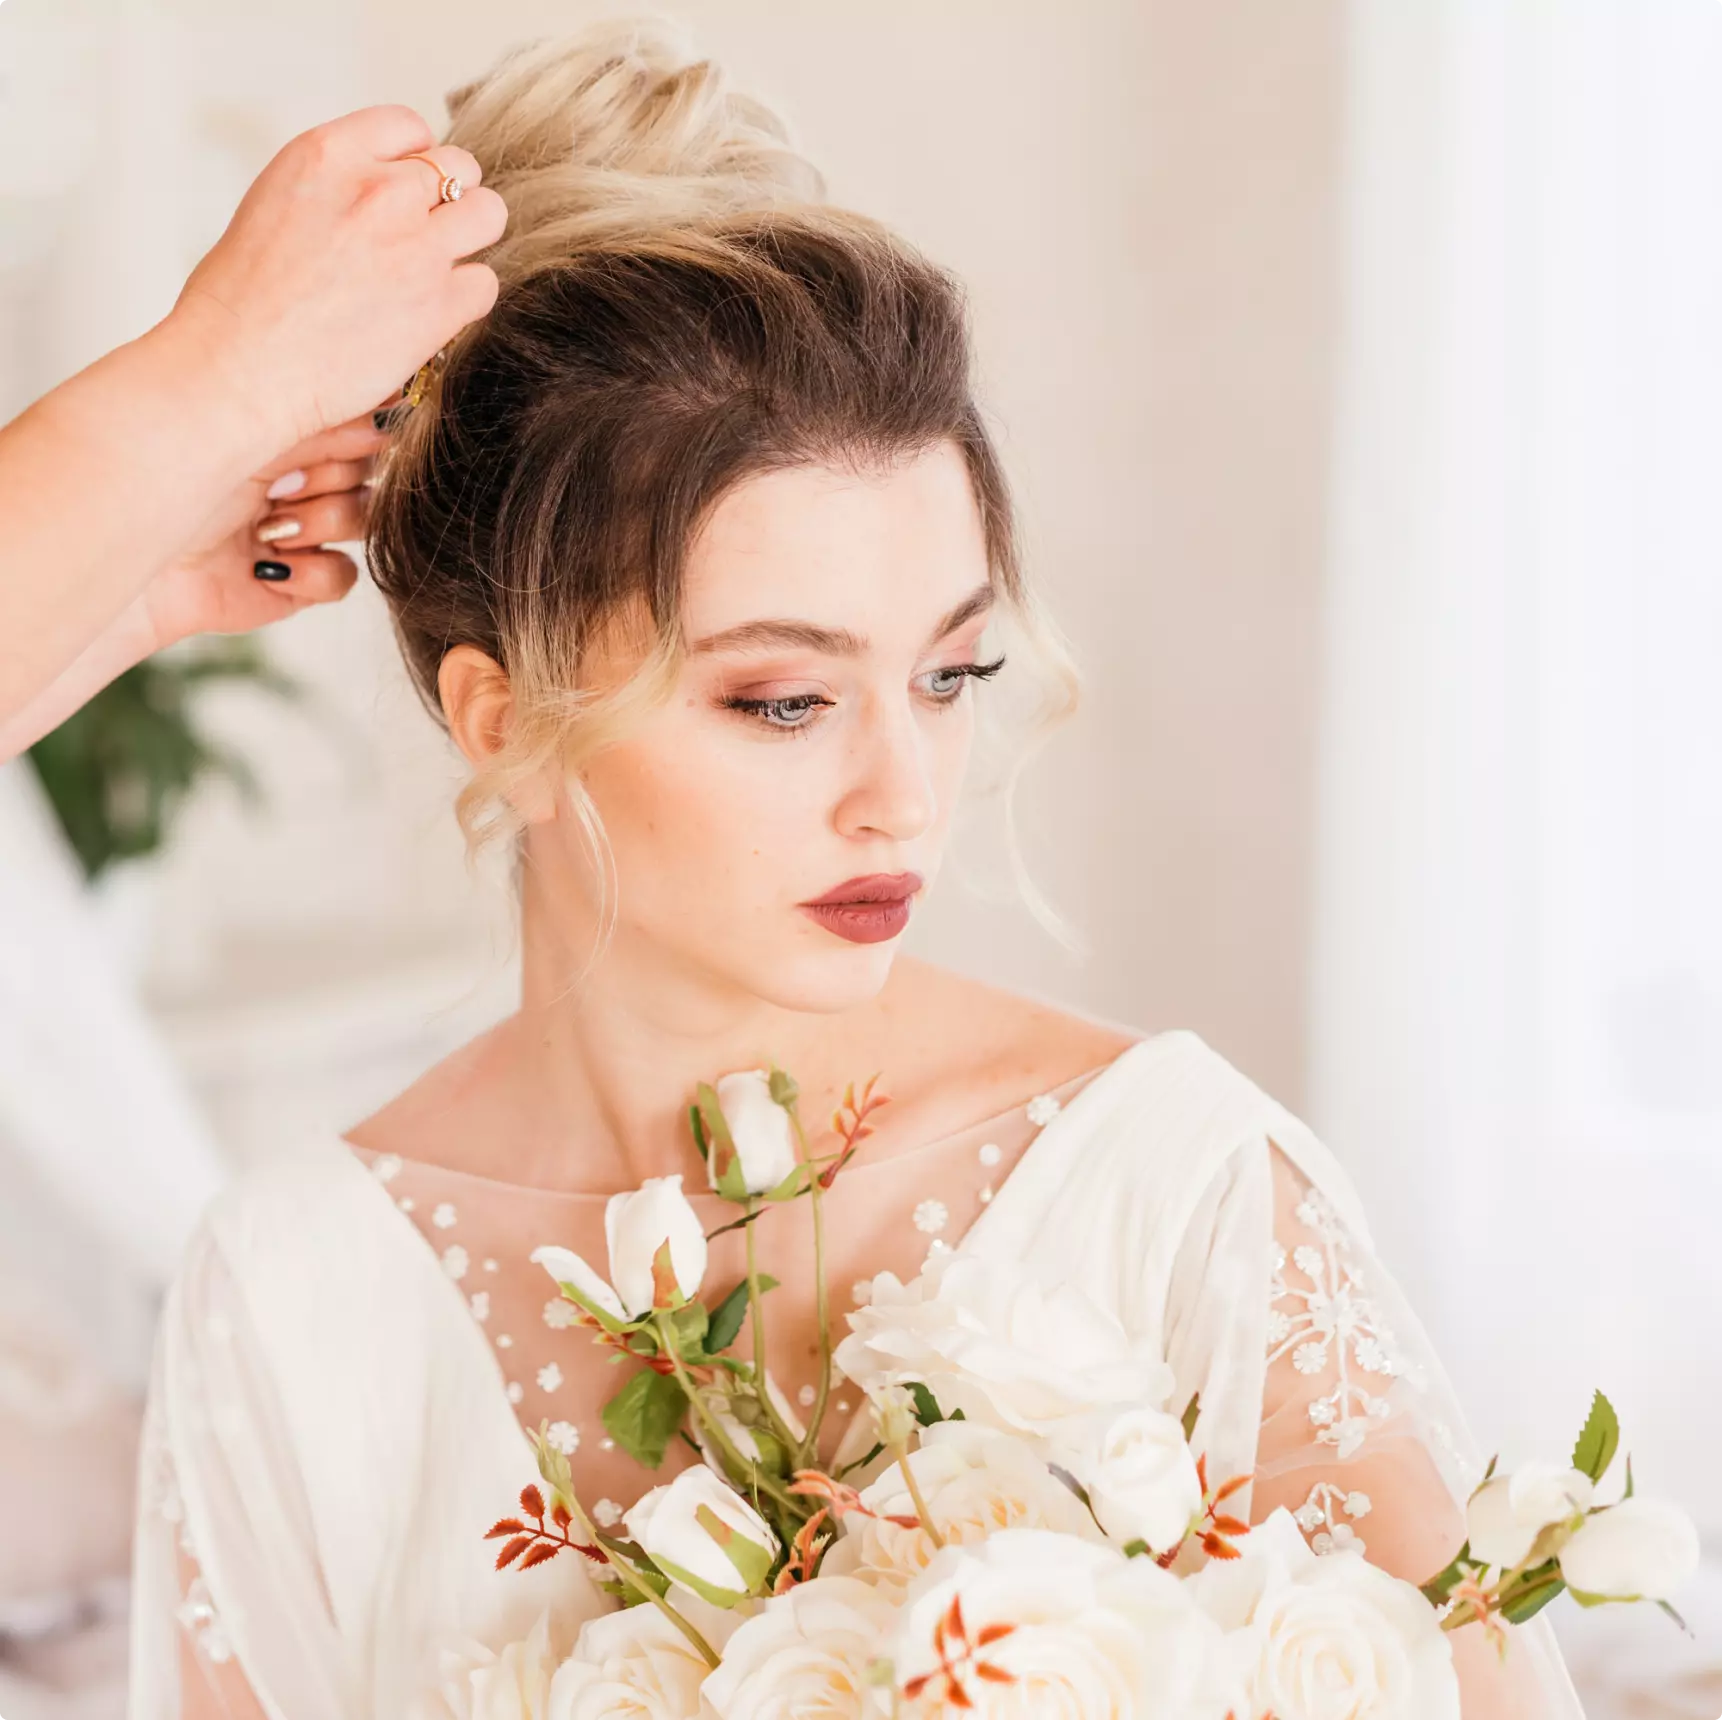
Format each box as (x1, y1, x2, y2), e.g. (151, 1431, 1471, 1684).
(1313, 0, 1722, 1537)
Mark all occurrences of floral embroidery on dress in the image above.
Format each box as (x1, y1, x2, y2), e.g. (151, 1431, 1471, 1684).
(1292, 1480, 1373, 1554)
(1267, 1181, 1401, 1459)
(1025, 1093, 1061, 1127)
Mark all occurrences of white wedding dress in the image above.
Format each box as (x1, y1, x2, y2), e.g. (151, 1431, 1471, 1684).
(128, 1029, 1583, 1718)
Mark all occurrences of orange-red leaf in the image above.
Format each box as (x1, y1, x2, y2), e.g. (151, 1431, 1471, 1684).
(520, 1541, 563, 1569)
(1211, 1514, 1250, 1537)
(519, 1485, 545, 1519)
(495, 1535, 532, 1569)
(551, 1501, 572, 1531)
(1212, 1473, 1251, 1505)
(486, 1518, 527, 1539)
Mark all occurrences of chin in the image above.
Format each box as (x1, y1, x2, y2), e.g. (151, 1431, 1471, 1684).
(743, 938, 902, 1017)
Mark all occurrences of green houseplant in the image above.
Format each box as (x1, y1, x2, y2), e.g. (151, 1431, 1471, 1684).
(27, 639, 296, 884)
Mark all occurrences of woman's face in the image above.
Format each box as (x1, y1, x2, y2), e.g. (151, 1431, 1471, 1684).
(545, 439, 998, 1015)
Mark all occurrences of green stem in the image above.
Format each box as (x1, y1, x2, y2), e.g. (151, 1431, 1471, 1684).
(789, 1107, 834, 1465)
(745, 1198, 801, 1455)
(562, 1491, 720, 1669)
(889, 1434, 945, 1549)
(653, 1313, 802, 1516)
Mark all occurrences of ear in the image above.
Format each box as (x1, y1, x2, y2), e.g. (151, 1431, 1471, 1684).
(438, 645, 513, 765)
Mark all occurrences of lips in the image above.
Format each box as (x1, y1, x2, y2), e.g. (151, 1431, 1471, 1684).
(798, 872, 923, 945)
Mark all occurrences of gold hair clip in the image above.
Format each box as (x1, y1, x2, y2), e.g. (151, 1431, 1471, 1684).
(403, 345, 450, 412)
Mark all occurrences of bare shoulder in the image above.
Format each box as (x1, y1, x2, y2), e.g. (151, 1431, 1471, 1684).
(342, 1021, 507, 1170)
(862, 957, 1144, 1141)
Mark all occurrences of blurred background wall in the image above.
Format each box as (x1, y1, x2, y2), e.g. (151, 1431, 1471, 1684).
(2, 2, 1719, 1716)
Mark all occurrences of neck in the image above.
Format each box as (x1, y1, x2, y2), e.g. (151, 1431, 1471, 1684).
(501, 865, 881, 1191)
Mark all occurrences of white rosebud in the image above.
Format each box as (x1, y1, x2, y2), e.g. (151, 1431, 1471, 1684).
(1466, 1463, 1595, 1569)
(528, 1244, 627, 1325)
(1558, 1497, 1700, 1601)
(624, 1465, 779, 1605)
(713, 1069, 800, 1195)
(1078, 1405, 1205, 1555)
(604, 1176, 707, 1319)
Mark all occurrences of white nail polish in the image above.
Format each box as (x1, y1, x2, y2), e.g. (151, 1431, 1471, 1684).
(256, 517, 301, 544)
(265, 469, 306, 500)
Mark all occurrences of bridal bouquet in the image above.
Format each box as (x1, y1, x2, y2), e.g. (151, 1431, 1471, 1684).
(456, 1066, 1698, 1720)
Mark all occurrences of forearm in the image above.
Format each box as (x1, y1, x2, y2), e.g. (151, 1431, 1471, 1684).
(0, 310, 277, 720)
(0, 594, 157, 759)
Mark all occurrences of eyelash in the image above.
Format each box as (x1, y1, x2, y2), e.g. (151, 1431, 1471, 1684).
(722, 656, 1006, 734)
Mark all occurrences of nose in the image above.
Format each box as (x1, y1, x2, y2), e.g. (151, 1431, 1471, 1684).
(831, 695, 939, 845)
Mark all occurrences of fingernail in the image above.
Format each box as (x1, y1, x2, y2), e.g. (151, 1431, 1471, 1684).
(253, 560, 292, 582)
(265, 468, 306, 500)
(256, 517, 300, 544)
(373, 408, 396, 432)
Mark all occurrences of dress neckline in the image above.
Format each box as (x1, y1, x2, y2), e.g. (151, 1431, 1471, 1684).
(344, 1050, 1138, 1203)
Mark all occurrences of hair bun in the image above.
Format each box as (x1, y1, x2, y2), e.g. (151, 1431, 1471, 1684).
(442, 19, 826, 284)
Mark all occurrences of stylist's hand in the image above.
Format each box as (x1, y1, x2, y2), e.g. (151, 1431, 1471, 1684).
(164, 103, 506, 455)
(138, 412, 389, 650)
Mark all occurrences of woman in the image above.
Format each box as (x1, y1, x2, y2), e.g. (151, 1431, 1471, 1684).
(130, 24, 1580, 1719)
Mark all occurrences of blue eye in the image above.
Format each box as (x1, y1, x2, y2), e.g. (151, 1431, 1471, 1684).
(919, 657, 1007, 702)
(721, 692, 834, 731)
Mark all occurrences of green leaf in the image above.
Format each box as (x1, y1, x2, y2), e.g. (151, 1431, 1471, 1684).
(1624, 1454, 1635, 1499)
(707, 1276, 778, 1355)
(1567, 1586, 1619, 1609)
(1572, 1390, 1621, 1483)
(1501, 1574, 1567, 1625)
(696, 1503, 775, 1594)
(694, 1084, 749, 1201)
(1657, 1598, 1693, 1635)
(670, 1302, 710, 1354)
(1121, 1538, 1150, 1559)
(601, 1369, 689, 1469)
(1418, 1545, 1475, 1606)
(689, 1104, 710, 1163)
(1180, 1393, 1201, 1443)
(649, 1554, 752, 1610)
(908, 1383, 944, 1427)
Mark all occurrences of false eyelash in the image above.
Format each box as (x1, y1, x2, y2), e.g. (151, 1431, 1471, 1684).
(721, 655, 1009, 734)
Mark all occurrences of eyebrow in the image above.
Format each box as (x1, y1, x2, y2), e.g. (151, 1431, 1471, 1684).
(689, 583, 995, 657)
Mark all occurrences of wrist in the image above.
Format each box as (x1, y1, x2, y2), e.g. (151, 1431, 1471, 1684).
(141, 297, 300, 470)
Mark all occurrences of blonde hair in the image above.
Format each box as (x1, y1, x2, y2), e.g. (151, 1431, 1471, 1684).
(366, 19, 1079, 938)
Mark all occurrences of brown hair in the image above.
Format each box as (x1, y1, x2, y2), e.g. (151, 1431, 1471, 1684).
(366, 23, 1075, 887)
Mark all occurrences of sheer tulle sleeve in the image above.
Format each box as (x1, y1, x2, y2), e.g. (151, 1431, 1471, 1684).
(130, 1218, 348, 1720)
(1163, 1136, 1585, 1719)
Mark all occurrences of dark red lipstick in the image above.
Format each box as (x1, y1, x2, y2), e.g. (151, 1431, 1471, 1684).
(798, 872, 923, 945)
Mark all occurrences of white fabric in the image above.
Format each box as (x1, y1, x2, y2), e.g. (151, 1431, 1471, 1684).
(129, 1029, 1582, 1717)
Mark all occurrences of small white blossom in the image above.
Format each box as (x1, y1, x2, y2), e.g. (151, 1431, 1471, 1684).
(537, 1362, 564, 1393)
(441, 1245, 468, 1281)
(850, 1280, 873, 1305)
(469, 1292, 490, 1323)
(1025, 1093, 1062, 1126)
(912, 1199, 948, 1235)
(432, 1202, 458, 1230)
(543, 1297, 579, 1329)
(978, 1141, 1002, 1167)
(371, 1154, 402, 1184)
(398, 1197, 415, 1213)
(545, 1421, 579, 1455)
(505, 1382, 523, 1404)
(1292, 1341, 1328, 1375)
(497, 1334, 513, 1349)
(593, 1498, 623, 1528)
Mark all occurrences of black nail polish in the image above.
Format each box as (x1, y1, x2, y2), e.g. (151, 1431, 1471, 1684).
(253, 560, 292, 582)
(373, 408, 394, 431)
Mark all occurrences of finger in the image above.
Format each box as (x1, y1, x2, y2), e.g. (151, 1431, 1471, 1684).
(323, 102, 438, 164)
(423, 184, 508, 259)
(257, 421, 388, 493)
(262, 457, 376, 505)
(254, 490, 370, 551)
(391, 141, 485, 208)
(250, 549, 361, 609)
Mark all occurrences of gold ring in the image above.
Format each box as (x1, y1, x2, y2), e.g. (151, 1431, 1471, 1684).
(404, 152, 463, 205)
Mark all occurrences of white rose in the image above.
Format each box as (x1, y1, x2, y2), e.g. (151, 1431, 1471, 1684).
(700, 1574, 896, 1720)
(1079, 1405, 1204, 1556)
(625, 1465, 779, 1605)
(443, 1611, 563, 1720)
(548, 1599, 735, 1720)
(821, 1420, 1105, 1591)
(532, 1176, 705, 1323)
(1465, 1463, 1594, 1570)
(888, 1529, 1241, 1720)
(834, 1252, 1172, 1445)
(529, 1244, 628, 1326)
(712, 1070, 800, 1196)
(1192, 1510, 1458, 1720)
(1558, 1497, 1700, 1601)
